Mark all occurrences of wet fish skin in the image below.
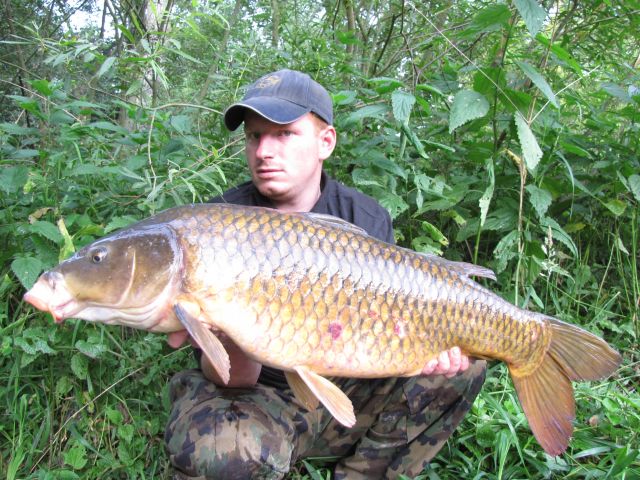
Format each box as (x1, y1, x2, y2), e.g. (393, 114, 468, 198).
(23, 203, 621, 456)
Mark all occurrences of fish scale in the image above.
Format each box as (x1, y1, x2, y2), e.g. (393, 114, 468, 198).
(24, 203, 621, 456)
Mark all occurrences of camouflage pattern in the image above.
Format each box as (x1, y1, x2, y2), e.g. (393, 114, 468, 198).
(165, 359, 486, 479)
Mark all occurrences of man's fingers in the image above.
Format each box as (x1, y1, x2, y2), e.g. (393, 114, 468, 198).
(444, 347, 461, 378)
(167, 330, 190, 348)
(422, 358, 438, 375)
(460, 353, 470, 372)
(436, 349, 450, 374)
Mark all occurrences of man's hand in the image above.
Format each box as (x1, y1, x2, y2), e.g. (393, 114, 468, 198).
(421, 347, 469, 378)
(167, 330, 261, 387)
(167, 330, 191, 349)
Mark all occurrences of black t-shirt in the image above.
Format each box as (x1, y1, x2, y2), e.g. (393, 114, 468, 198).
(206, 171, 394, 388)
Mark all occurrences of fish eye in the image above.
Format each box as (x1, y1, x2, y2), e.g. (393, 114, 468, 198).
(90, 247, 108, 264)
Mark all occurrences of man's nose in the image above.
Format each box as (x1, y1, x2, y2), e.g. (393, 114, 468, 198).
(255, 134, 276, 158)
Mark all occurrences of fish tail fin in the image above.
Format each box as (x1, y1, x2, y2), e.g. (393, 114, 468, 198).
(509, 317, 621, 456)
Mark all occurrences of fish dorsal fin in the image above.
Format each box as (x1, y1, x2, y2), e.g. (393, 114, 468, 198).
(293, 366, 356, 427)
(285, 370, 320, 411)
(304, 213, 368, 236)
(173, 303, 230, 384)
(419, 253, 497, 281)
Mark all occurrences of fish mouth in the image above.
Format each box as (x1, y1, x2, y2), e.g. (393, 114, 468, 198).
(24, 273, 82, 322)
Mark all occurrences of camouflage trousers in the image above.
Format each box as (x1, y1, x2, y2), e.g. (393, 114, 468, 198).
(165, 360, 486, 480)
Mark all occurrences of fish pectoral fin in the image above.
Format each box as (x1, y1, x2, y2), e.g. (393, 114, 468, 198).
(293, 366, 355, 427)
(285, 371, 319, 411)
(173, 303, 230, 385)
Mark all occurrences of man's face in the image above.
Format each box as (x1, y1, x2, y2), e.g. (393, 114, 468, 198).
(244, 112, 335, 209)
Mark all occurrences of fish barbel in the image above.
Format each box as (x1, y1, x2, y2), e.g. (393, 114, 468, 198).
(24, 204, 621, 455)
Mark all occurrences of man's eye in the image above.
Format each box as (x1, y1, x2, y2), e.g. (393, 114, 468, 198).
(280, 130, 293, 137)
(246, 132, 260, 141)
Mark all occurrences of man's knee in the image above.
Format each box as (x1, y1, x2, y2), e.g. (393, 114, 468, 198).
(165, 371, 295, 479)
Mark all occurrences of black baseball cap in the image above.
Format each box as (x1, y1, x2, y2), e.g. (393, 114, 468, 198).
(223, 69, 333, 131)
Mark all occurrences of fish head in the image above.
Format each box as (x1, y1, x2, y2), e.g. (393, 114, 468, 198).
(24, 225, 183, 331)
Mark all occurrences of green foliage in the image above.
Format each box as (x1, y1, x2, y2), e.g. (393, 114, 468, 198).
(1, 0, 639, 478)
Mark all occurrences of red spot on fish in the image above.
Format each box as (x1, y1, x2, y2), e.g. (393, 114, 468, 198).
(329, 322, 342, 340)
(368, 310, 378, 319)
(394, 323, 401, 335)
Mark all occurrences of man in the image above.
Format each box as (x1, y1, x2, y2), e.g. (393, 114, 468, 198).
(165, 69, 486, 479)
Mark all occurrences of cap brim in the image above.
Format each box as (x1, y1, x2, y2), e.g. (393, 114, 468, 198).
(223, 97, 310, 131)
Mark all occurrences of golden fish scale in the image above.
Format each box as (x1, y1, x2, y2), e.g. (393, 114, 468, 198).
(163, 204, 549, 376)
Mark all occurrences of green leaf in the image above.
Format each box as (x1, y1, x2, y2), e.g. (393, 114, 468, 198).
(469, 4, 511, 33)
(421, 221, 449, 246)
(560, 141, 591, 158)
(104, 215, 138, 233)
(526, 184, 553, 219)
(96, 57, 116, 78)
(125, 80, 142, 96)
(28, 220, 63, 243)
(541, 217, 578, 257)
(392, 90, 415, 124)
(170, 114, 192, 134)
(106, 407, 124, 425)
(368, 77, 404, 94)
(416, 83, 445, 97)
(400, 123, 429, 160)
(0, 165, 29, 194)
(479, 158, 495, 228)
(449, 90, 490, 133)
(493, 230, 519, 273)
(379, 192, 409, 219)
(601, 82, 632, 103)
(11, 256, 44, 289)
(627, 174, 640, 202)
(514, 112, 543, 172)
(515, 61, 558, 107)
(63, 443, 88, 470)
(0, 122, 38, 135)
(14, 328, 56, 355)
(370, 156, 409, 180)
(117, 424, 134, 444)
(336, 30, 358, 45)
(604, 199, 626, 216)
(57, 217, 76, 261)
(535, 34, 582, 74)
(351, 168, 384, 188)
(10, 148, 40, 159)
(70, 353, 88, 380)
(87, 121, 129, 134)
(31, 79, 54, 96)
(513, 0, 546, 36)
(75, 340, 107, 359)
(344, 104, 388, 124)
(55, 376, 73, 397)
(333, 90, 357, 105)
(165, 46, 204, 64)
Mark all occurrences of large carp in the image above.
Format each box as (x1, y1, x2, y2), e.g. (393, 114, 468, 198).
(24, 204, 620, 455)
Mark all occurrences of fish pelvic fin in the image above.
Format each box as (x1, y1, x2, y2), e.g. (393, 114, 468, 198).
(510, 317, 621, 456)
(173, 303, 230, 385)
(285, 370, 320, 411)
(293, 366, 356, 428)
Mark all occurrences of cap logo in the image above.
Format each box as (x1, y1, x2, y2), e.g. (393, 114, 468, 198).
(255, 75, 281, 89)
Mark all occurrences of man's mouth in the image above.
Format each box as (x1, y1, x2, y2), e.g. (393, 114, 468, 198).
(255, 168, 283, 179)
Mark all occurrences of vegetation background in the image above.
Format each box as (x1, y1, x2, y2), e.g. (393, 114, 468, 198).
(1, 0, 638, 478)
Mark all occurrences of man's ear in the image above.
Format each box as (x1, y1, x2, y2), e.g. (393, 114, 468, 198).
(318, 125, 337, 160)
